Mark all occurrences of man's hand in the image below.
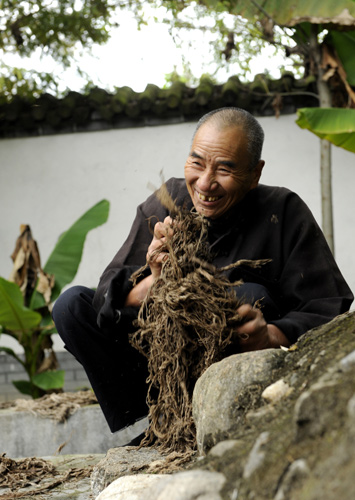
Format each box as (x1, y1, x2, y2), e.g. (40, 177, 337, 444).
(124, 216, 173, 307)
(234, 304, 290, 351)
(146, 216, 174, 279)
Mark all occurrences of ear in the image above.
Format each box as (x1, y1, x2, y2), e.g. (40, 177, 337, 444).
(251, 160, 264, 188)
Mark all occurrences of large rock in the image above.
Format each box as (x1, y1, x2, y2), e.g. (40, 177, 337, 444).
(293, 379, 346, 441)
(96, 470, 226, 500)
(192, 349, 286, 453)
(91, 446, 164, 497)
(95, 474, 165, 500)
(191, 312, 355, 500)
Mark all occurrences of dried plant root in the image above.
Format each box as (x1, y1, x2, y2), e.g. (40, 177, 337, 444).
(130, 184, 266, 455)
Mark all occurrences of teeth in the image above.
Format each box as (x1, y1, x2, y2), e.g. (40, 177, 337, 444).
(198, 193, 219, 202)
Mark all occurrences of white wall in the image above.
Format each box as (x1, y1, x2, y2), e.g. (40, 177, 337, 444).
(1, 114, 354, 351)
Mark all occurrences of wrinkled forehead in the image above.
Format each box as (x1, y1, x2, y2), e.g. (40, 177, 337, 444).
(191, 123, 249, 154)
(193, 121, 247, 143)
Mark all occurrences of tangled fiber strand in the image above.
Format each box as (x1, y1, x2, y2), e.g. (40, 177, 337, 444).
(0, 454, 92, 499)
(0, 391, 98, 422)
(130, 184, 267, 455)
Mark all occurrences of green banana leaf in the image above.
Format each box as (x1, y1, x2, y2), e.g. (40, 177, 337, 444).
(35, 199, 109, 304)
(12, 371, 65, 396)
(203, 0, 355, 28)
(0, 277, 41, 331)
(32, 370, 65, 390)
(330, 31, 355, 86)
(296, 107, 355, 153)
(12, 380, 33, 397)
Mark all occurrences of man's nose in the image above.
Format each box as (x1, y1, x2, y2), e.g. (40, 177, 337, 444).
(197, 169, 218, 191)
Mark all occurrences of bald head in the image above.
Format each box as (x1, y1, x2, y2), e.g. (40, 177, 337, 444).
(193, 108, 265, 171)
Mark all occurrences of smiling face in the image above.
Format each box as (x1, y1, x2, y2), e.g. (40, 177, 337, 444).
(184, 123, 264, 219)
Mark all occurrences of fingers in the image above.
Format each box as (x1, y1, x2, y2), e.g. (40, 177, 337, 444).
(235, 304, 268, 349)
(236, 304, 262, 333)
(149, 217, 174, 256)
(237, 303, 255, 321)
(147, 216, 174, 278)
(153, 216, 174, 239)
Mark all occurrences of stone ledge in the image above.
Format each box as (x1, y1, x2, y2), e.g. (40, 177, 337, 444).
(0, 404, 148, 458)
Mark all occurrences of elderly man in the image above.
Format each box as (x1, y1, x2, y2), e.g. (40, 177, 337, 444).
(53, 107, 353, 435)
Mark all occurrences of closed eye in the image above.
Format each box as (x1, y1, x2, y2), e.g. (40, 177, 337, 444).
(217, 166, 232, 173)
(218, 161, 236, 172)
(191, 159, 204, 168)
(190, 151, 204, 167)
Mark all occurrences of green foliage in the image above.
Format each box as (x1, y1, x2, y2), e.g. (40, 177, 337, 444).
(32, 370, 65, 391)
(0, 0, 301, 99)
(2, 0, 355, 100)
(0, 64, 59, 103)
(164, 68, 190, 87)
(0, 0, 114, 63)
(12, 372, 65, 395)
(0, 199, 110, 398)
(0, 278, 41, 331)
(202, 0, 355, 154)
(1, 0, 355, 153)
(296, 108, 355, 153)
(197, 0, 355, 26)
(159, 3, 297, 82)
(0, 0, 115, 100)
(12, 380, 34, 397)
(45, 200, 110, 302)
(330, 31, 355, 86)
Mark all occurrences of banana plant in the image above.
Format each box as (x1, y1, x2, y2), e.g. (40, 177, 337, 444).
(0, 199, 110, 398)
(296, 108, 355, 153)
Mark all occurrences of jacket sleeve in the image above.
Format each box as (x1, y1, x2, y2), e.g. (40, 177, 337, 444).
(92, 198, 165, 334)
(93, 201, 156, 313)
(268, 192, 353, 344)
(92, 178, 188, 335)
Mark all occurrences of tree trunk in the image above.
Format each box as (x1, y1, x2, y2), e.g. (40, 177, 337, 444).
(320, 138, 334, 253)
(310, 27, 334, 254)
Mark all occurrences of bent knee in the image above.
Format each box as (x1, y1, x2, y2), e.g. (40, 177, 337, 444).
(52, 285, 94, 324)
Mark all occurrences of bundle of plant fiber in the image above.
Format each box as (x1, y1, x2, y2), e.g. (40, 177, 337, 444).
(130, 184, 266, 455)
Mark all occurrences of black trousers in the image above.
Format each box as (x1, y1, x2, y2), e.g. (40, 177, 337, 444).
(52, 283, 280, 433)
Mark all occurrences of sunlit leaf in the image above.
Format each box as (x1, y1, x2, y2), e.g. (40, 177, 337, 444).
(330, 31, 355, 86)
(214, 0, 355, 27)
(0, 277, 41, 331)
(296, 107, 355, 153)
(32, 370, 65, 390)
(43, 199, 110, 301)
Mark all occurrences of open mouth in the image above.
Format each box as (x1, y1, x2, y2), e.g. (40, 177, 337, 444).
(197, 192, 221, 202)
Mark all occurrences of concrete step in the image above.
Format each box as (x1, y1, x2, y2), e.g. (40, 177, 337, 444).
(0, 405, 148, 457)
